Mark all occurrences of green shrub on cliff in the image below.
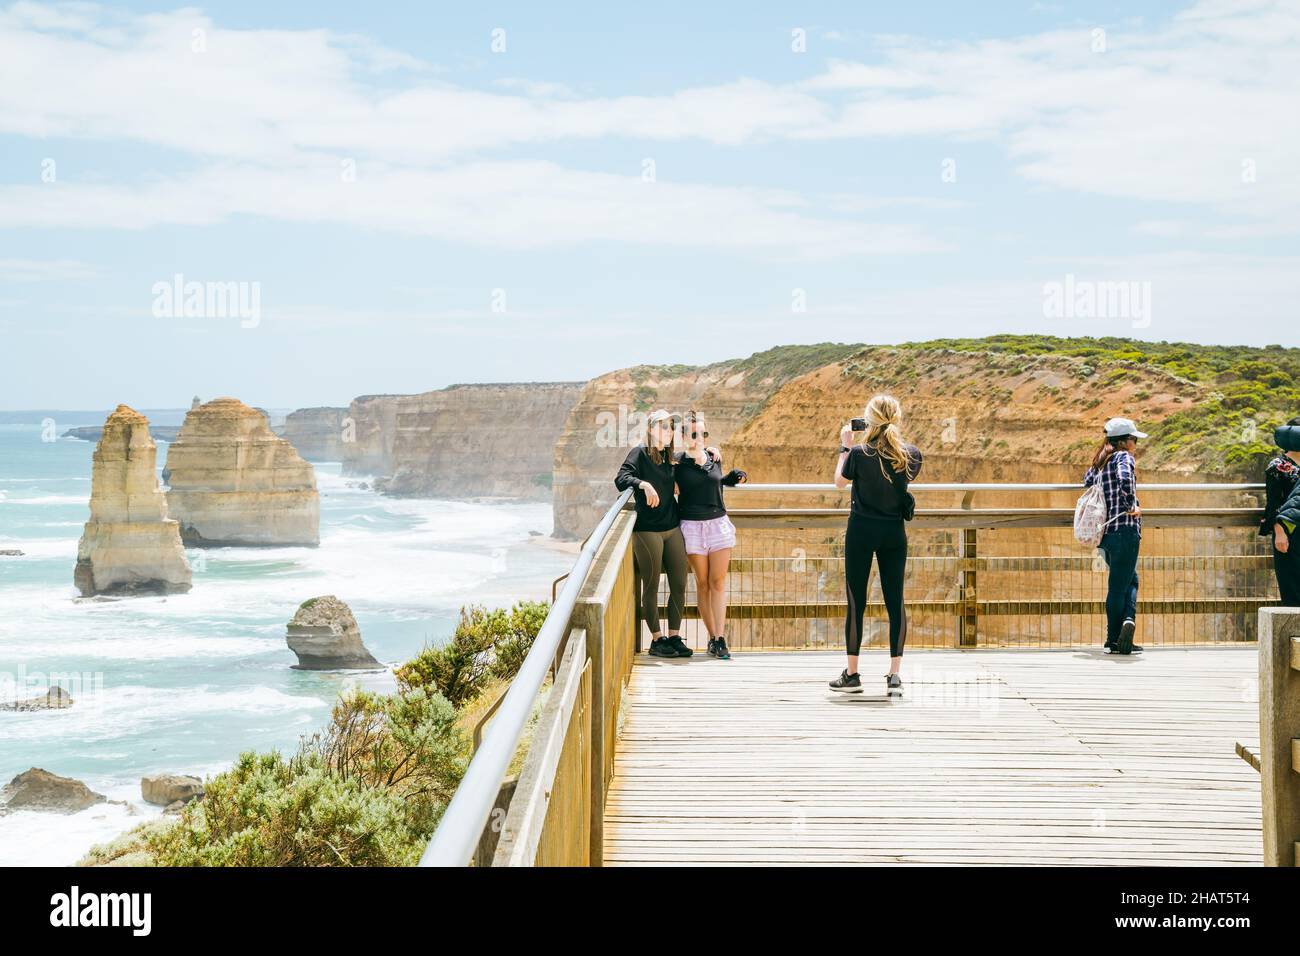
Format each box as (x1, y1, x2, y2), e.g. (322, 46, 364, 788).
(144, 686, 466, 867)
(395, 600, 548, 708)
(84, 597, 552, 867)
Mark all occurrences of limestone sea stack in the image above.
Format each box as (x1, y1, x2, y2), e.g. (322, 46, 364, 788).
(286, 596, 380, 669)
(281, 406, 348, 461)
(74, 405, 192, 597)
(164, 398, 320, 547)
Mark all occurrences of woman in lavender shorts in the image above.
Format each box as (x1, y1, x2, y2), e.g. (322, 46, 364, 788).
(676, 411, 747, 660)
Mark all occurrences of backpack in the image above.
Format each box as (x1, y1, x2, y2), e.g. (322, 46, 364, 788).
(1073, 482, 1108, 546)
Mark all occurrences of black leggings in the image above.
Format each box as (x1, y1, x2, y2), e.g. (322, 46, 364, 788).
(633, 527, 688, 634)
(844, 514, 908, 657)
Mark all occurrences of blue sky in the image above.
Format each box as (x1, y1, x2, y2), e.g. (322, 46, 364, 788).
(1, 0, 1297, 408)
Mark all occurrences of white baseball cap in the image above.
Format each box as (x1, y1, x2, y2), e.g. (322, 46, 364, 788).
(646, 408, 675, 427)
(1104, 417, 1148, 439)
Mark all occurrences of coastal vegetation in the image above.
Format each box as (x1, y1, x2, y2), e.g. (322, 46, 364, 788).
(79, 600, 550, 867)
(889, 336, 1298, 476)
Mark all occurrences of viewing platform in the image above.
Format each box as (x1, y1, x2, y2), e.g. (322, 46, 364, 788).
(421, 482, 1298, 868)
(605, 646, 1260, 866)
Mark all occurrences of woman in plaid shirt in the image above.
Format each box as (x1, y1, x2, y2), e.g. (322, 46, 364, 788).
(1083, 417, 1147, 655)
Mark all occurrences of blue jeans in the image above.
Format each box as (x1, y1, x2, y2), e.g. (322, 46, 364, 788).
(1099, 527, 1140, 644)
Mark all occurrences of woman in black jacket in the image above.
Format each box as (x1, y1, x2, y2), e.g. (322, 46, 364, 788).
(1264, 419, 1300, 605)
(614, 409, 692, 658)
(828, 394, 921, 697)
(676, 410, 747, 660)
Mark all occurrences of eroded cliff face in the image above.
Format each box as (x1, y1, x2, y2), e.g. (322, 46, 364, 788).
(722, 347, 1248, 648)
(376, 383, 583, 499)
(341, 395, 401, 477)
(164, 397, 320, 547)
(551, 345, 861, 538)
(74, 405, 192, 596)
(281, 407, 347, 462)
(726, 347, 1215, 488)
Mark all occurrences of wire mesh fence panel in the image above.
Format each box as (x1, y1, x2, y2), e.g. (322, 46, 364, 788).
(650, 484, 1274, 650)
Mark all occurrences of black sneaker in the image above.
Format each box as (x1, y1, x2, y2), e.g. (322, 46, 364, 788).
(648, 637, 677, 658)
(1104, 641, 1118, 654)
(707, 637, 732, 660)
(665, 635, 693, 658)
(829, 669, 862, 693)
(1116, 620, 1136, 655)
(885, 673, 903, 697)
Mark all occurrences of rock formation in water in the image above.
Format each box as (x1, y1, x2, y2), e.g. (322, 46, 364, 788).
(550, 345, 861, 538)
(1, 768, 106, 813)
(74, 405, 192, 597)
(164, 398, 320, 547)
(141, 774, 204, 807)
(285, 595, 380, 669)
(281, 406, 348, 461)
(1, 686, 73, 712)
(63, 424, 181, 443)
(377, 383, 583, 499)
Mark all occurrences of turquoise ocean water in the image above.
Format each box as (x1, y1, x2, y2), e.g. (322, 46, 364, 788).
(0, 423, 572, 865)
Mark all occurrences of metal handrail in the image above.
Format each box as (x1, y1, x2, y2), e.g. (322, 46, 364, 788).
(728, 482, 1265, 492)
(420, 487, 633, 867)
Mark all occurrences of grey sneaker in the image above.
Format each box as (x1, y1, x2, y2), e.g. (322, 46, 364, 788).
(829, 669, 862, 693)
(885, 673, 903, 697)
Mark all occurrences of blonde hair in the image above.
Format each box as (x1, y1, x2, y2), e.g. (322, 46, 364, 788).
(862, 394, 911, 477)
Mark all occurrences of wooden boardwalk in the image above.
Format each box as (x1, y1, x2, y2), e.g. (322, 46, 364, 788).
(604, 646, 1263, 865)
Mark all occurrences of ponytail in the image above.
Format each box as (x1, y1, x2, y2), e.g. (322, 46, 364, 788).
(863, 394, 912, 477)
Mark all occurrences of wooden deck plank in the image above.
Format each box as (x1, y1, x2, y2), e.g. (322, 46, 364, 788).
(603, 646, 1262, 866)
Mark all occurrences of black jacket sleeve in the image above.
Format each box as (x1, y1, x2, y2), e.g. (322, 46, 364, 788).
(721, 469, 747, 487)
(1276, 476, 1300, 532)
(614, 446, 643, 493)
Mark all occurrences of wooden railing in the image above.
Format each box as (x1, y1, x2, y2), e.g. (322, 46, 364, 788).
(426, 482, 1278, 867)
(659, 481, 1273, 648)
(421, 490, 635, 867)
(1256, 608, 1300, 867)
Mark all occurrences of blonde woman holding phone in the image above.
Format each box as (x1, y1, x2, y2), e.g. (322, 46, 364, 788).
(829, 394, 922, 696)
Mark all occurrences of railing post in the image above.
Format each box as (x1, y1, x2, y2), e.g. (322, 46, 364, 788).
(1258, 607, 1300, 866)
(959, 527, 978, 647)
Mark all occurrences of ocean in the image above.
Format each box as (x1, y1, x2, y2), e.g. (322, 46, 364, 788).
(0, 423, 574, 865)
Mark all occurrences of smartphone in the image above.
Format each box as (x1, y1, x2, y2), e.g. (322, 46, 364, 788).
(850, 418, 867, 431)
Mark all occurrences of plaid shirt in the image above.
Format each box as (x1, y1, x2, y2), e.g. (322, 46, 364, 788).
(1083, 450, 1141, 536)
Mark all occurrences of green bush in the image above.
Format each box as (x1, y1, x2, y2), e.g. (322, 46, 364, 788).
(395, 601, 549, 708)
(145, 686, 467, 867)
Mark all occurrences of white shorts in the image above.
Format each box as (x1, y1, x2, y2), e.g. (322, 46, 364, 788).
(680, 515, 737, 556)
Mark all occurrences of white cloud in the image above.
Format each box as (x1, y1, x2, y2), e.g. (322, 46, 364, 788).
(0, 258, 101, 281)
(0, 0, 1297, 249)
(0, 161, 950, 259)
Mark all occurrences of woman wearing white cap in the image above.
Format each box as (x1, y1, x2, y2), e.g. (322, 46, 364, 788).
(1083, 417, 1147, 655)
(615, 409, 692, 658)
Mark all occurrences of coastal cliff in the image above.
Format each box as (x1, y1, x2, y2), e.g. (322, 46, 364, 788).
(281, 407, 348, 461)
(164, 398, 320, 547)
(74, 405, 192, 596)
(725, 345, 1213, 487)
(377, 383, 583, 499)
(340, 395, 402, 477)
(551, 345, 860, 538)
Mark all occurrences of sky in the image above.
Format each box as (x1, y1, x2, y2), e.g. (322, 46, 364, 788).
(1, 0, 1297, 409)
